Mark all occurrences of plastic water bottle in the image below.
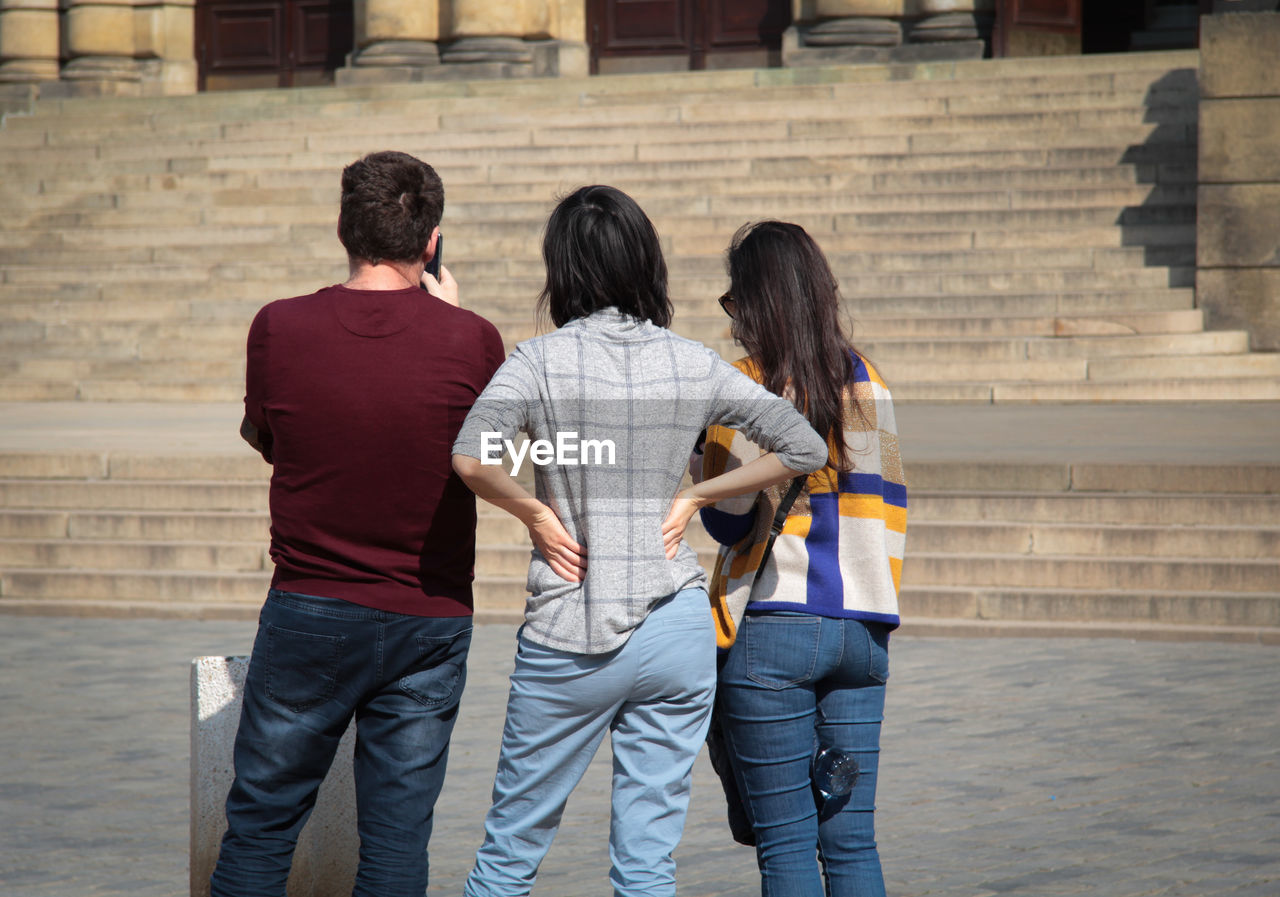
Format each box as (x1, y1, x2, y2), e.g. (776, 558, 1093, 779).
(812, 746, 859, 802)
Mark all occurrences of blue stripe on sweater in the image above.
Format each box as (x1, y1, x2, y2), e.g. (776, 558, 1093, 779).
(837, 471, 908, 508)
(804, 491, 845, 614)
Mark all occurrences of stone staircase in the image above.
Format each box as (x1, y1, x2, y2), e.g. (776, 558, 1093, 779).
(1, 450, 1276, 640)
(3, 49, 1278, 401)
(1, 51, 1278, 637)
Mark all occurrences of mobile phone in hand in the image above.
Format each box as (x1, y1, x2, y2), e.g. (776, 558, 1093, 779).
(425, 234, 443, 281)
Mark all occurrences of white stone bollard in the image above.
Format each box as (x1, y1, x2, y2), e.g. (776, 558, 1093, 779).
(190, 656, 359, 897)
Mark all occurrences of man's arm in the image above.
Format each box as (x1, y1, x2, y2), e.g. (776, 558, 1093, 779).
(240, 413, 273, 463)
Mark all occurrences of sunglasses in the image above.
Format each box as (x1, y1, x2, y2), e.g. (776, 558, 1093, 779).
(718, 293, 735, 318)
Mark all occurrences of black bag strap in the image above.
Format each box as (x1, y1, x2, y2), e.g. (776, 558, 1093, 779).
(751, 475, 807, 587)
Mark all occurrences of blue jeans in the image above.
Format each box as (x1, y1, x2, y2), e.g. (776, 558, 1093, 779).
(464, 587, 717, 897)
(210, 590, 472, 897)
(717, 612, 890, 897)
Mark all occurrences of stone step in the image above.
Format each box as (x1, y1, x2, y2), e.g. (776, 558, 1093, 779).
(3, 78, 1190, 149)
(0, 479, 268, 511)
(4, 169, 1199, 231)
(904, 552, 1278, 593)
(802, 330, 1248, 365)
(0, 258, 1194, 297)
(0, 121, 1192, 183)
(0, 282, 1195, 321)
(3, 176, 1198, 224)
(1085, 353, 1280, 382)
(0, 509, 269, 541)
(0, 153, 1196, 209)
(0, 380, 242, 402)
(2, 176, 1200, 233)
(0, 568, 271, 602)
(0, 231, 1197, 277)
(0, 538, 268, 572)
(911, 491, 1280, 527)
(508, 309, 1205, 346)
(986, 378, 1280, 403)
(16, 308, 1226, 363)
(4, 359, 243, 382)
(0, 298, 194, 324)
(753, 144, 1195, 181)
(905, 520, 1280, 560)
(18, 367, 1276, 405)
(190, 287, 1193, 323)
(6, 328, 1240, 378)
(898, 586, 1280, 627)
(9, 105, 1193, 167)
(9, 52, 1197, 131)
(480, 515, 1280, 564)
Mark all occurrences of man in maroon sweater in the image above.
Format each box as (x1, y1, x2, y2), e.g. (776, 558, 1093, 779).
(211, 151, 506, 897)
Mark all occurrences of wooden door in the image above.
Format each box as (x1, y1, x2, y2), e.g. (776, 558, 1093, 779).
(588, 0, 790, 73)
(994, 0, 1083, 55)
(197, 0, 353, 90)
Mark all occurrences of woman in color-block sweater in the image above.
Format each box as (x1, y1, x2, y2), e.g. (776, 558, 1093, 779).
(699, 221, 907, 897)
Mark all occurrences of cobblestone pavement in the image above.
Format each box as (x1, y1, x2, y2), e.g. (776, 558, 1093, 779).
(1, 616, 1277, 897)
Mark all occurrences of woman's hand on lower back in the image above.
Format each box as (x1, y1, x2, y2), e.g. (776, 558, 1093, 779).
(661, 492, 702, 559)
(527, 505, 587, 582)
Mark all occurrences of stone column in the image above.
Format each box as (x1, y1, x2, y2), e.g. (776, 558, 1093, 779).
(0, 0, 60, 83)
(445, 0, 530, 66)
(342, 0, 440, 81)
(909, 0, 992, 58)
(191, 657, 358, 897)
(337, 0, 586, 85)
(787, 0, 906, 65)
(133, 0, 196, 94)
(444, 0, 586, 76)
(784, 0, 991, 66)
(1196, 11, 1280, 349)
(59, 0, 144, 93)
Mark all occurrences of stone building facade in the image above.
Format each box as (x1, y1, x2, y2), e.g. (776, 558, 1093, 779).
(0, 0, 1066, 98)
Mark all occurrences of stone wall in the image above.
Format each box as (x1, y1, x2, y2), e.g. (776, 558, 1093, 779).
(1197, 11, 1280, 350)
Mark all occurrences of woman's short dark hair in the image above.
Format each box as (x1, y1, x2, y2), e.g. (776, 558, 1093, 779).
(538, 185, 673, 328)
(727, 220, 863, 470)
(338, 151, 444, 265)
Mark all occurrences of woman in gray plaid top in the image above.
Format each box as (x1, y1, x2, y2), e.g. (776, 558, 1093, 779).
(452, 185, 827, 897)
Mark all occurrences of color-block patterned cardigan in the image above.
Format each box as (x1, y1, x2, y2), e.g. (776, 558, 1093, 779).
(699, 353, 907, 645)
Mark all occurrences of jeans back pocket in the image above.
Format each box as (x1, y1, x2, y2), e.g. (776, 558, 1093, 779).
(399, 630, 472, 708)
(264, 625, 347, 713)
(744, 615, 820, 690)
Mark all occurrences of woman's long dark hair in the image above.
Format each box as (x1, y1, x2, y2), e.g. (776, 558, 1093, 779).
(726, 220, 862, 471)
(538, 185, 673, 328)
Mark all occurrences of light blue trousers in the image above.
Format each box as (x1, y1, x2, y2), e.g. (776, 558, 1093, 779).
(464, 587, 717, 897)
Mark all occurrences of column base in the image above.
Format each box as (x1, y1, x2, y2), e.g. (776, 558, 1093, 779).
(45, 55, 145, 97)
(350, 39, 441, 68)
(783, 20, 988, 67)
(803, 17, 902, 48)
(909, 13, 993, 44)
(0, 60, 60, 84)
(335, 38, 587, 85)
(441, 36, 532, 64)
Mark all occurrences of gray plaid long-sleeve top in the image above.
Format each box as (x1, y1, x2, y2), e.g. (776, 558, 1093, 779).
(453, 308, 828, 654)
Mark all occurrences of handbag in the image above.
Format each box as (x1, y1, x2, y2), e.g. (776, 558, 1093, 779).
(708, 474, 807, 649)
(704, 474, 806, 847)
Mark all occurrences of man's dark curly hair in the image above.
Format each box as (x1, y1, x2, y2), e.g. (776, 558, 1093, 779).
(338, 151, 444, 265)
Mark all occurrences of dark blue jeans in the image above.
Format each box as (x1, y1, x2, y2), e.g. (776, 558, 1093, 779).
(718, 612, 890, 897)
(210, 590, 472, 897)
